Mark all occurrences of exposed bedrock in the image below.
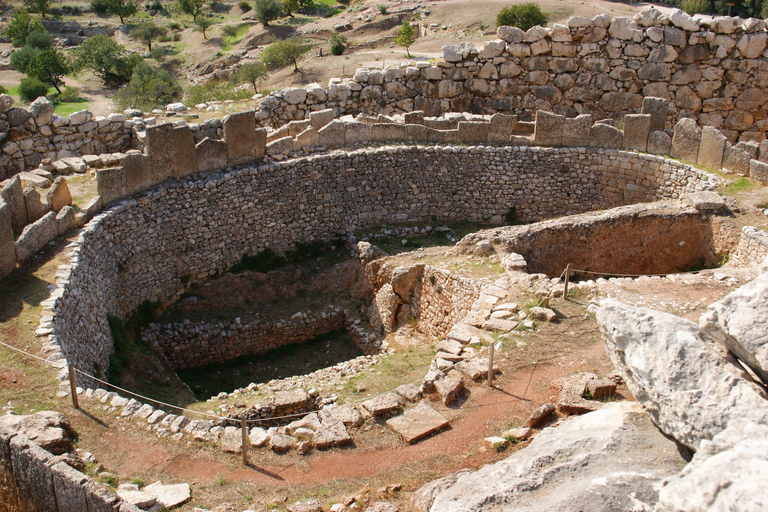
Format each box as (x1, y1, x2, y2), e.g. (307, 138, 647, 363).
(428, 402, 689, 512)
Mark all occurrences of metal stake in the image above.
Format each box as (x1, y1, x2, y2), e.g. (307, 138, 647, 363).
(487, 342, 495, 387)
(241, 418, 249, 465)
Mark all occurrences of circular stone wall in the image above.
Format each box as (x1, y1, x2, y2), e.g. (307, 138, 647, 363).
(51, 144, 714, 380)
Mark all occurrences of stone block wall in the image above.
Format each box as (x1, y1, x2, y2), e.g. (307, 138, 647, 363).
(0, 96, 137, 180)
(0, 175, 76, 279)
(728, 225, 768, 268)
(143, 308, 347, 370)
(411, 268, 482, 340)
(48, 143, 714, 381)
(254, 8, 768, 144)
(0, 426, 132, 512)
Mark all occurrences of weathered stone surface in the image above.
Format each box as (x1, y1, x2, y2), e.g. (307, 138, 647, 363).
(523, 402, 555, 428)
(123, 153, 152, 196)
(656, 422, 768, 512)
(270, 432, 297, 452)
(597, 299, 768, 450)
(143, 481, 191, 509)
(488, 114, 517, 144)
(386, 402, 449, 443)
(670, 117, 701, 162)
(287, 500, 323, 512)
(557, 373, 603, 415)
(394, 383, 422, 402)
(622, 114, 651, 152)
(365, 502, 399, 512)
(266, 135, 294, 156)
(249, 427, 270, 447)
(723, 145, 751, 174)
(1, 176, 27, 231)
(697, 126, 726, 169)
(220, 426, 243, 453)
(196, 137, 226, 173)
(533, 110, 564, 147)
(685, 191, 725, 211)
(647, 130, 671, 155)
(146, 123, 175, 183)
(51, 461, 89, 512)
(411, 470, 471, 512)
(750, 159, 768, 183)
(117, 489, 156, 508)
(318, 120, 346, 147)
(97, 167, 126, 206)
(46, 177, 71, 213)
(9, 434, 57, 511)
(434, 372, 464, 405)
(457, 122, 489, 144)
(361, 392, 403, 416)
(391, 264, 424, 301)
(371, 283, 402, 334)
(562, 114, 591, 147)
(699, 272, 768, 384)
(173, 126, 197, 178)
(309, 108, 334, 130)
(318, 403, 363, 428)
(313, 418, 352, 449)
(223, 110, 256, 166)
(430, 402, 688, 512)
(589, 123, 623, 149)
(15, 211, 56, 262)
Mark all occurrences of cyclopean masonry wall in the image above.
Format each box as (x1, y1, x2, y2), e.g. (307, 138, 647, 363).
(0, 96, 137, 180)
(255, 7, 768, 144)
(45, 136, 719, 385)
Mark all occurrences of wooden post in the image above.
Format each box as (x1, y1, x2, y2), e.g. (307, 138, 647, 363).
(563, 263, 571, 299)
(68, 364, 79, 409)
(241, 418, 249, 465)
(487, 342, 495, 388)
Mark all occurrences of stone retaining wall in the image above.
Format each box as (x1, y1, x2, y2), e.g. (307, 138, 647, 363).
(0, 96, 137, 180)
(256, 8, 768, 144)
(44, 143, 714, 383)
(411, 268, 482, 340)
(728, 225, 768, 268)
(143, 308, 372, 370)
(0, 426, 134, 512)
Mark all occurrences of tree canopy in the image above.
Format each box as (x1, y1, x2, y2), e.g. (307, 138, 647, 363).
(26, 47, 69, 93)
(21, 0, 52, 19)
(135, 22, 168, 51)
(105, 0, 138, 24)
(395, 21, 414, 58)
(231, 62, 268, 92)
(177, 0, 207, 20)
(4, 9, 45, 47)
(253, 0, 284, 25)
(71, 35, 143, 86)
(495, 3, 548, 31)
(261, 37, 309, 72)
(114, 62, 182, 111)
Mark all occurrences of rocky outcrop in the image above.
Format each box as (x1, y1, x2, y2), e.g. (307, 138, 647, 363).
(429, 402, 688, 511)
(597, 299, 768, 450)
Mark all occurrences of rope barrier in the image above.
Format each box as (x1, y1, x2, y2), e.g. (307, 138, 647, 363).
(0, 339, 62, 365)
(567, 267, 710, 278)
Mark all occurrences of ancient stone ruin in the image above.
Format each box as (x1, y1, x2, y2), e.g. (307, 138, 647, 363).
(2, 6, 768, 512)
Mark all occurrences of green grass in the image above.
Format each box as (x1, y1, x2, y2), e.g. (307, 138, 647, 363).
(220, 23, 250, 52)
(3, 84, 90, 114)
(720, 177, 760, 194)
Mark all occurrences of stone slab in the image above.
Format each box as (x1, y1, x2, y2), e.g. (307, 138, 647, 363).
(196, 138, 227, 173)
(144, 481, 191, 508)
(562, 114, 592, 147)
(623, 114, 651, 152)
(224, 110, 256, 166)
(1, 175, 27, 231)
(386, 402, 449, 443)
(360, 392, 403, 416)
(642, 96, 669, 132)
(145, 123, 175, 183)
(697, 126, 726, 169)
(123, 153, 152, 196)
(750, 159, 768, 183)
(173, 125, 197, 178)
(533, 110, 564, 147)
(670, 117, 701, 163)
(590, 123, 623, 149)
(97, 167, 126, 206)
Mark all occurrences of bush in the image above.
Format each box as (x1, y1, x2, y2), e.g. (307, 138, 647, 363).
(0, 85, 7, 94)
(186, 78, 253, 104)
(26, 30, 53, 49)
(58, 85, 80, 102)
(71, 35, 142, 85)
(253, 0, 283, 25)
(150, 0, 162, 9)
(9, 45, 40, 73)
(230, 61, 268, 92)
(261, 37, 309, 71)
(169, 21, 183, 30)
(18, 77, 49, 102)
(329, 32, 346, 55)
(90, 0, 109, 12)
(238, 0, 251, 10)
(150, 45, 165, 60)
(496, 3, 548, 31)
(681, 0, 709, 15)
(114, 61, 182, 111)
(4, 9, 45, 47)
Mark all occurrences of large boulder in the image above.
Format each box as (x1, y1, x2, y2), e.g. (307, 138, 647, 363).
(699, 271, 768, 384)
(429, 402, 688, 511)
(0, 411, 77, 455)
(597, 299, 768, 450)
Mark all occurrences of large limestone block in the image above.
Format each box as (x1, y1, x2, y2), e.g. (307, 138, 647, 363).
(391, 264, 425, 300)
(254, 128, 267, 159)
(457, 122, 489, 144)
(699, 272, 768, 384)
(722, 144, 751, 175)
(23, 186, 50, 224)
(123, 153, 152, 196)
(656, 422, 768, 512)
(597, 299, 768, 450)
(386, 402, 449, 443)
(750, 159, 768, 183)
(196, 138, 227, 173)
(411, 470, 472, 512)
(589, 123, 623, 149)
(295, 126, 318, 149)
(430, 402, 688, 512)
(488, 113, 517, 144)
(309, 108, 334, 130)
(533, 110, 564, 147)
(670, 117, 701, 162)
(266, 136, 294, 156)
(622, 114, 651, 152)
(562, 114, 591, 147)
(223, 110, 256, 166)
(345, 122, 371, 145)
(10, 434, 57, 512)
(318, 120, 346, 147)
(1, 175, 28, 232)
(46, 177, 71, 213)
(697, 126, 726, 169)
(647, 130, 671, 155)
(0, 201, 15, 277)
(642, 97, 669, 132)
(370, 123, 407, 142)
(173, 125, 197, 178)
(372, 283, 402, 334)
(97, 167, 126, 205)
(15, 211, 56, 262)
(145, 122, 175, 183)
(52, 461, 89, 512)
(55, 206, 76, 235)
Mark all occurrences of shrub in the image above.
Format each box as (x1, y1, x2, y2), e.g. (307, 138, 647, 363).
(238, 0, 250, 10)
(169, 21, 183, 30)
(9, 45, 40, 73)
(90, 0, 110, 12)
(221, 24, 239, 42)
(58, 85, 80, 102)
(135, 21, 168, 51)
(681, 0, 709, 15)
(395, 21, 414, 57)
(261, 37, 309, 71)
(150, 0, 163, 10)
(378, 4, 386, 14)
(253, 0, 283, 25)
(18, 77, 49, 102)
(105, 0, 139, 23)
(0, 85, 7, 94)
(4, 9, 45, 47)
(186, 78, 253, 104)
(71, 35, 142, 85)
(230, 62, 268, 92)
(150, 45, 165, 60)
(496, 3, 548, 31)
(329, 32, 346, 55)
(26, 30, 53, 49)
(114, 62, 182, 111)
